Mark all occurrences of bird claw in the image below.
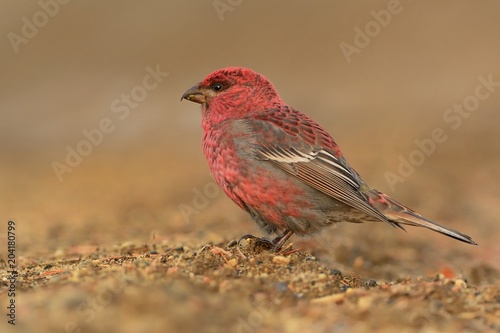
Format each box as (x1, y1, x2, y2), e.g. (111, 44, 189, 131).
(236, 234, 272, 258)
(236, 229, 295, 257)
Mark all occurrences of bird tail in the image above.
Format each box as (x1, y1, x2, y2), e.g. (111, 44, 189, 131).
(365, 188, 477, 245)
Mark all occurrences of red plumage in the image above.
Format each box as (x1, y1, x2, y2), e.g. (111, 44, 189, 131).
(182, 67, 476, 250)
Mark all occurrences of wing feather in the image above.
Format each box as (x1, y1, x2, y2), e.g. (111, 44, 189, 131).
(257, 146, 392, 225)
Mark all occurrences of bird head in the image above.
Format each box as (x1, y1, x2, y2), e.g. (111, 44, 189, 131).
(181, 67, 282, 121)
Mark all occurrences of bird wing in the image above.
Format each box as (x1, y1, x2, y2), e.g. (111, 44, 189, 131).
(233, 116, 396, 226)
(255, 144, 394, 226)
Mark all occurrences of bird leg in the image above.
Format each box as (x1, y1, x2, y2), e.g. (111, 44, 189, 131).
(270, 229, 294, 252)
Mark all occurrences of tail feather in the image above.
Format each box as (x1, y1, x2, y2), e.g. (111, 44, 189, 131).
(365, 189, 477, 245)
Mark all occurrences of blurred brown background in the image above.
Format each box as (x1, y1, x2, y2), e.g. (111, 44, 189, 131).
(0, 0, 499, 264)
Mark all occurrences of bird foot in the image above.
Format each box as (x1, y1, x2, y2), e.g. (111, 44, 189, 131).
(236, 229, 295, 257)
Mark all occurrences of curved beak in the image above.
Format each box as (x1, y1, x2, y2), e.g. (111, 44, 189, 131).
(181, 83, 206, 104)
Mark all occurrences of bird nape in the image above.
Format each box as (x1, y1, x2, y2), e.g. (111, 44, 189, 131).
(181, 67, 477, 252)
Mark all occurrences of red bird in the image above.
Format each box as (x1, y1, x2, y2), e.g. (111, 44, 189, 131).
(182, 67, 477, 251)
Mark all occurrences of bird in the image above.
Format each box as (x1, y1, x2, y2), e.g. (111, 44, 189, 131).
(181, 67, 477, 252)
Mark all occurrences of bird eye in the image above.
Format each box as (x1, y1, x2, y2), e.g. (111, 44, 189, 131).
(212, 83, 223, 91)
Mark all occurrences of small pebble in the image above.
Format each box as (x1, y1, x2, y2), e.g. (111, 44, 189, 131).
(454, 279, 467, 289)
(227, 258, 238, 267)
(365, 279, 377, 287)
(311, 293, 345, 304)
(317, 273, 327, 281)
(272, 256, 290, 265)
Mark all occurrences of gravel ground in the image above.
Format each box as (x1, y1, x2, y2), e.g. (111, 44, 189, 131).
(1, 220, 499, 333)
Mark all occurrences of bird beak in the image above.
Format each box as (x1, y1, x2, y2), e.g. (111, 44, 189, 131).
(181, 83, 206, 104)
